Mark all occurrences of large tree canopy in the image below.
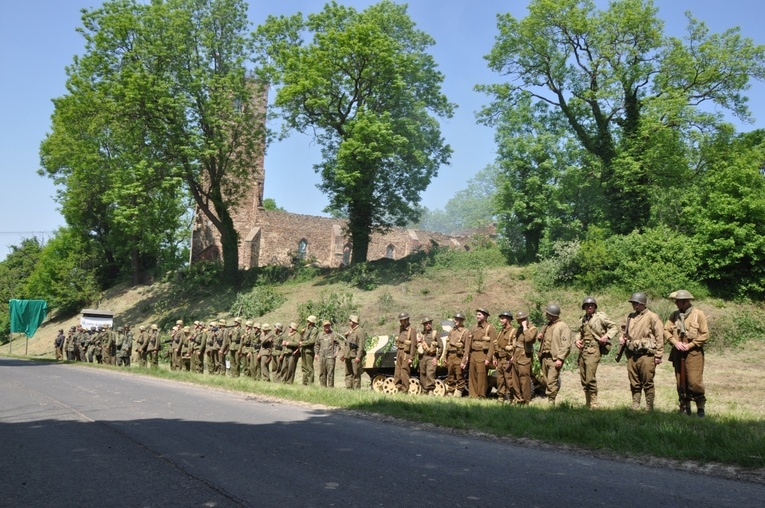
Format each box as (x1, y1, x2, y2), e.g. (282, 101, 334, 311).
(255, 0, 454, 264)
(41, 0, 264, 284)
(480, 0, 765, 234)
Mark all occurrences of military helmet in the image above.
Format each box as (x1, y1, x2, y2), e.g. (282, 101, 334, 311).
(453, 312, 466, 320)
(289, 322, 298, 330)
(628, 292, 648, 305)
(322, 320, 332, 326)
(274, 322, 283, 331)
(498, 310, 513, 319)
(218, 319, 227, 327)
(261, 323, 272, 331)
(307, 315, 317, 324)
(245, 320, 253, 327)
(421, 316, 433, 324)
(139, 325, 146, 331)
(150, 324, 158, 330)
(674, 289, 695, 300)
(668, 291, 678, 300)
(581, 296, 597, 309)
(545, 304, 561, 317)
(476, 307, 490, 317)
(515, 310, 527, 321)
(234, 317, 243, 324)
(183, 326, 190, 333)
(253, 322, 261, 329)
(176, 320, 183, 326)
(349, 315, 359, 324)
(398, 312, 410, 321)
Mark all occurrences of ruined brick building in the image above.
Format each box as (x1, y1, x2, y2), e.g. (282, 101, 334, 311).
(190, 86, 462, 269)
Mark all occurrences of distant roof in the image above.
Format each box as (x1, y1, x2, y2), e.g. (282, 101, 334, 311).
(81, 309, 115, 317)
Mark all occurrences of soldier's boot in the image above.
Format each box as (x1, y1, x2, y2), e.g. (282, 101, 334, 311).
(631, 392, 642, 410)
(503, 393, 511, 404)
(590, 392, 599, 409)
(696, 401, 705, 418)
(585, 392, 591, 408)
(645, 393, 654, 412)
(548, 395, 556, 405)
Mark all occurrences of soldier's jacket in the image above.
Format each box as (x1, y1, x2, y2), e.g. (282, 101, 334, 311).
(283, 330, 301, 357)
(240, 328, 253, 355)
(65, 332, 76, 352)
(417, 329, 441, 359)
(259, 332, 276, 357)
(664, 306, 708, 352)
(494, 326, 517, 360)
(301, 325, 319, 353)
(316, 331, 338, 360)
(342, 326, 365, 360)
(539, 320, 572, 362)
(228, 325, 243, 352)
(512, 324, 538, 365)
(147, 330, 160, 351)
(395, 324, 416, 358)
(180, 333, 193, 358)
(465, 321, 497, 361)
(189, 330, 204, 355)
(622, 308, 664, 358)
(170, 330, 183, 354)
(446, 325, 469, 356)
(272, 330, 285, 356)
(251, 330, 262, 353)
(576, 311, 618, 353)
(119, 331, 133, 356)
(135, 331, 148, 353)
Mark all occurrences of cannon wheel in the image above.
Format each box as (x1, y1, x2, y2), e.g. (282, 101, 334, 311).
(433, 379, 446, 397)
(408, 378, 422, 395)
(382, 376, 397, 394)
(372, 374, 386, 393)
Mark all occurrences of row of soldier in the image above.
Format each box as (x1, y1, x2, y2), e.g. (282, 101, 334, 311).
(59, 324, 135, 366)
(396, 289, 705, 416)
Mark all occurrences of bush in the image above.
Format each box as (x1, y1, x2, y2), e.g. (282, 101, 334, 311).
(229, 285, 286, 318)
(297, 291, 359, 326)
(171, 261, 223, 297)
(708, 307, 765, 349)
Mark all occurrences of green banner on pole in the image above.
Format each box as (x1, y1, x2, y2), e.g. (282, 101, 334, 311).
(9, 299, 48, 338)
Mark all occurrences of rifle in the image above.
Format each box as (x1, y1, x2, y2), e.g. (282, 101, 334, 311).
(615, 317, 631, 363)
(678, 332, 689, 414)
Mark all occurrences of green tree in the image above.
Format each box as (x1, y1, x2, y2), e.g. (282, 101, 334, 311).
(0, 238, 42, 342)
(43, 0, 264, 285)
(255, 1, 454, 264)
(481, 0, 765, 234)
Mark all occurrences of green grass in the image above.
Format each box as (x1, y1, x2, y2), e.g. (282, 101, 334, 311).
(99, 363, 765, 470)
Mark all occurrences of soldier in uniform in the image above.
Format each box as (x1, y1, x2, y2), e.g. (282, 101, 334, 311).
(575, 297, 618, 409)
(537, 304, 571, 405)
(64, 326, 77, 361)
(463, 308, 497, 399)
(228, 317, 244, 377)
(146, 324, 161, 368)
(116, 325, 133, 367)
(54, 329, 64, 360)
(191, 321, 206, 374)
(342, 315, 365, 390)
(87, 327, 99, 363)
(258, 323, 275, 382)
(179, 326, 192, 371)
(445, 312, 469, 396)
(509, 311, 537, 404)
(240, 321, 254, 377)
(618, 292, 664, 411)
(299, 316, 319, 385)
(134, 326, 148, 367)
(416, 317, 442, 396)
(217, 319, 230, 375)
(664, 290, 708, 417)
(317, 320, 339, 388)
(123, 325, 134, 366)
(271, 323, 285, 382)
(169, 321, 184, 371)
(281, 322, 301, 384)
(493, 311, 516, 403)
(393, 313, 416, 394)
(206, 321, 221, 375)
(102, 325, 116, 365)
(249, 323, 262, 380)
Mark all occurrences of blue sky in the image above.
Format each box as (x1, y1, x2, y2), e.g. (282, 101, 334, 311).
(1, 0, 764, 258)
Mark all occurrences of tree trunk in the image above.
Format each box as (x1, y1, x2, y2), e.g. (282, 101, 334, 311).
(347, 204, 372, 265)
(216, 207, 240, 287)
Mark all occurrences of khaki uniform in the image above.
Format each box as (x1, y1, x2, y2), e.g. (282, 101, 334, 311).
(240, 328, 253, 377)
(510, 323, 537, 404)
(280, 330, 301, 384)
(134, 330, 148, 367)
(206, 329, 222, 375)
(494, 325, 516, 401)
(249, 329, 262, 380)
(228, 325, 243, 377)
(258, 331, 276, 382)
(190, 328, 206, 373)
(538, 320, 571, 403)
(64, 331, 77, 361)
(622, 309, 664, 410)
(102, 329, 116, 365)
(445, 325, 469, 395)
(417, 329, 442, 394)
(169, 329, 182, 371)
(271, 329, 285, 381)
(664, 306, 708, 411)
(146, 330, 161, 367)
(317, 331, 338, 388)
(179, 332, 192, 371)
(393, 323, 416, 393)
(342, 325, 366, 389)
(465, 321, 497, 398)
(576, 311, 617, 406)
(300, 325, 319, 385)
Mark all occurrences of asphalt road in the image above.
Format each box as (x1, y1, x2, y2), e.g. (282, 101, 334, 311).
(1, 358, 762, 507)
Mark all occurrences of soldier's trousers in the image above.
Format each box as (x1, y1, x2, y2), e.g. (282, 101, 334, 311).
(540, 356, 561, 400)
(673, 349, 705, 407)
(579, 349, 601, 394)
(249, 354, 261, 380)
(301, 350, 315, 385)
(260, 356, 272, 382)
(229, 351, 242, 377)
(192, 352, 204, 373)
(180, 356, 191, 371)
(345, 358, 362, 389)
(511, 358, 532, 403)
(148, 351, 159, 368)
(137, 352, 147, 368)
(627, 352, 656, 402)
(495, 357, 512, 398)
(445, 354, 465, 394)
(282, 354, 298, 384)
(418, 355, 437, 392)
(207, 352, 219, 374)
(319, 357, 335, 387)
(468, 355, 488, 398)
(393, 350, 410, 393)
